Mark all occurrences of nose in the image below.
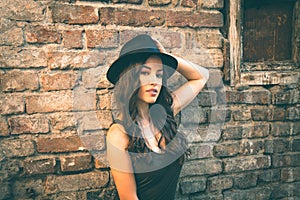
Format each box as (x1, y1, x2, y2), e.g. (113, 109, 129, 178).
(149, 74, 159, 85)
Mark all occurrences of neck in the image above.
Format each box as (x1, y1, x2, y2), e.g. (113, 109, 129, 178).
(136, 100, 150, 124)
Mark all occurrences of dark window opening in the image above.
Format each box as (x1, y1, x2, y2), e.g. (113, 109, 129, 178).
(243, 0, 295, 62)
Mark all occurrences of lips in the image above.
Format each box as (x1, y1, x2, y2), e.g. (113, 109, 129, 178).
(146, 88, 158, 95)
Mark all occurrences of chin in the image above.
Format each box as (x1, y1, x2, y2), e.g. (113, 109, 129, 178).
(145, 97, 158, 104)
(147, 100, 157, 104)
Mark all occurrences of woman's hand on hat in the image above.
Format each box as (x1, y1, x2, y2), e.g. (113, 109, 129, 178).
(152, 37, 167, 54)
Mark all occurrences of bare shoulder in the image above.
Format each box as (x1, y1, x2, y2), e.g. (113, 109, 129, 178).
(106, 123, 129, 149)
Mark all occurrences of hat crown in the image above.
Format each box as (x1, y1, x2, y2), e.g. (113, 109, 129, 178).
(107, 34, 178, 84)
(120, 34, 160, 57)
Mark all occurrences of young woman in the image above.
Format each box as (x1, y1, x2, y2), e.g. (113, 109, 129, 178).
(106, 34, 209, 200)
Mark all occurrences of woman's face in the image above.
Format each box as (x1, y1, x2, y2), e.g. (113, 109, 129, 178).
(137, 55, 163, 104)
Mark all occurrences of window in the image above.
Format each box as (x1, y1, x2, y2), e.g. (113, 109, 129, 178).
(225, 0, 299, 86)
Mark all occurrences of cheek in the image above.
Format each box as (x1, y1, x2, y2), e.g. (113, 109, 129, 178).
(137, 86, 146, 97)
(139, 77, 146, 86)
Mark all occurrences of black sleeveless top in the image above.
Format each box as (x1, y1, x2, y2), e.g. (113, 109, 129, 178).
(112, 120, 183, 200)
(133, 154, 182, 200)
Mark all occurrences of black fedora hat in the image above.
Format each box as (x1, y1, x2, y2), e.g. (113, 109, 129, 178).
(106, 34, 178, 84)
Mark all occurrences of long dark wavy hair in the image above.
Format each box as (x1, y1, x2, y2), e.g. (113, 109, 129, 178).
(113, 54, 188, 165)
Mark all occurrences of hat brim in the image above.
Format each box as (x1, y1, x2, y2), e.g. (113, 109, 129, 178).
(107, 52, 178, 85)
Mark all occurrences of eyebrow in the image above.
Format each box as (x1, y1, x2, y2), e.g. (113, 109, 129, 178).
(140, 65, 163, 72)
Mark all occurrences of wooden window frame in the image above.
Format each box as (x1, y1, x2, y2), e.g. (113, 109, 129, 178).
(227, 0, 300, 86)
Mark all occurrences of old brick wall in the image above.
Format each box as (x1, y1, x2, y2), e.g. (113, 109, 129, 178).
(0, 0, 299, 199)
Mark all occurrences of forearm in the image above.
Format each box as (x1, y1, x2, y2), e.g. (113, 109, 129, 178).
(175, 56, 209, 82)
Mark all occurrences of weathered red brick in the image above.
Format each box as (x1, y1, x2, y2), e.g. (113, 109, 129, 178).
(99, 7, 115, 26)
(26, 91, 73, 114)
(86, 30, 118, 48)
(75, 111, 112, 130)
(272, 154, 300, 168)
(271, 122, 291, 137)
(40, 72, 77, 91)
(37, 136, 85, 153)
(287, 106, 300, 120)
(82, 67, 104, 89)
(0, 94, 24, 115)
(94, 152, 109, 169)
(226, 87, 271, 105)
(2, 0, 46, 22)
(0, 47, 47, 68)
(62, 30, 83, 49)
(181, 159, 222, 176)
(234, 173, 258, 190)
(185, 50, 224, 69)
(180, 176, 206, 194)
(0, 138, 35, 158)
(251, 107, 269, 121)
(49, 112, 76, 131)
(242, 124, 269, 138)
(0, 27, 23, 46)
(189, 143, 213, 159)
(112, 0, 142, 3)
(148, 0, 171, 6)
(25, 25, 61, 44)
(272, 87, 299, 105)
(60, 153, 92, 172)
(73, 90, 97, 111)
(208, 107, 231, 123)
(97, 91, 112, 110)
(115, 9, 165, 27)
(196, 29, 223, 48)
(265, 138, 290, 154)
(166, 10, 223, 28)
(100, 8, 165, 27)
(251, 87, 272, 105)
(213, 142, 240, 158)
(23, 157, 56, 175)
(184, 126, 222, 143)
(151, 31, 182, 49)
(0, 70, 39, 92)
(80, 131, 106, 151)
(222, 125, 243, 140)
(51, 4, 99, 24)
(240, 140, 264, 156)
(224, 156, 270, 173)
(197, 90, 218, 106)
(258, 169, 280, 183)
(200, 0, 224, 9)
(44, 171, 109, 194)
(208, 176, 233, 192)
(9, 115, 49, 134)
(0, 116, 9, 136)
(119, 30, 182, 49)
(281, 168, 300, 182)
(269, 107, 286, 121)
(232, 107, 252, 121)
(181, 0, 198, 8)
(47, 51, 105, 69)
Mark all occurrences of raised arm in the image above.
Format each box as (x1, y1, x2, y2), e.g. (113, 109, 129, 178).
(106, 124, 139, 200)
(171, 56, 209, 115)
(153, 38, 209, 116)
